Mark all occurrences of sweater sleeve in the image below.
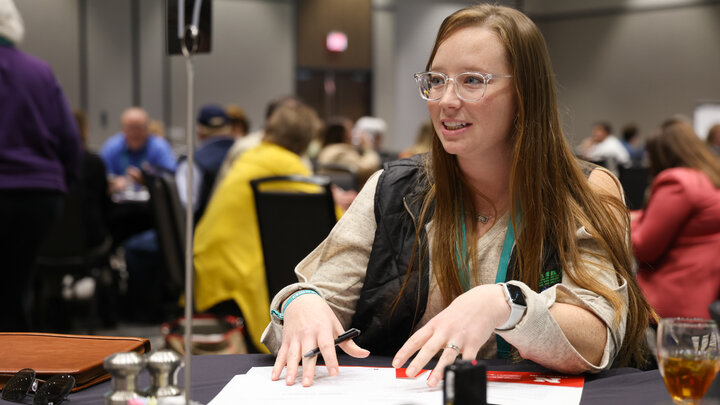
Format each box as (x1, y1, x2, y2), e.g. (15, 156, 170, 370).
(631, 169, 695, 264)
(497, 167, 628, 373)
(497, 226, 627, 373)
(261, 170, 382, 353)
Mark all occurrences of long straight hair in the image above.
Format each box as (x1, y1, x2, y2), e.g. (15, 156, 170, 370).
(397, 4, 654, 368)
(647, 119, 720, 187)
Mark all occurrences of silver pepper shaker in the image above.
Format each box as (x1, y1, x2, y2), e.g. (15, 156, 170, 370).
(145, 349, 184, 398)
(103, 351, 146, 405)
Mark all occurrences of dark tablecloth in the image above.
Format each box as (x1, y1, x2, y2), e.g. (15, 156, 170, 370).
(0, 354, 674, 404)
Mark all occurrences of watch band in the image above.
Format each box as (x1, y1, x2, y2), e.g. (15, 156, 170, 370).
(496, 283, 527, 331)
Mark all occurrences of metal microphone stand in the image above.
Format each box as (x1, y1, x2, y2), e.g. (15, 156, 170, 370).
(180, 24, 199, 405)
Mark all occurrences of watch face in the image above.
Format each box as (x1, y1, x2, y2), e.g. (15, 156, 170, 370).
(506, 284, 526, 306)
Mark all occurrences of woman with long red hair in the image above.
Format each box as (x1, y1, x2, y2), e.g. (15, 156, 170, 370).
(262, 4, 654, 387)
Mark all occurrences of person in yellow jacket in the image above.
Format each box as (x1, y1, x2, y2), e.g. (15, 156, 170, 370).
(193, 101, 323, 352)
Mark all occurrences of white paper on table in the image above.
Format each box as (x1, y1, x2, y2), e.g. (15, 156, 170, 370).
(486, 371, 584, 405)
(209, 366, 439, 405)
(208, 366, 584, 405)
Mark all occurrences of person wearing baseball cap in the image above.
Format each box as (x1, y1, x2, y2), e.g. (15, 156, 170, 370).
(176, 103, 236, 222)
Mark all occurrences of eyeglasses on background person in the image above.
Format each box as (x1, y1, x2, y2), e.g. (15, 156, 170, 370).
(413, 71, 512, 102)
(1, 368, 75, 405)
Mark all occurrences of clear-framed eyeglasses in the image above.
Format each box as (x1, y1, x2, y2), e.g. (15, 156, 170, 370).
(413, 71, 512, 102)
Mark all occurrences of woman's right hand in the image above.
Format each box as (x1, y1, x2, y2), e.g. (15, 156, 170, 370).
(270, 293, 369, 387)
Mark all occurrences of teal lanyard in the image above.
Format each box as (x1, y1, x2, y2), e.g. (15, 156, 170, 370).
(0, 37, 13, 47)
(494, 218, 515, 284)
(494, 219, 516, 359)
(455, 210, 517, 358)
(455, 211, 472, 292)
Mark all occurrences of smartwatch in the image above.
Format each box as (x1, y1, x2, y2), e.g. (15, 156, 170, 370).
(496, 283, 527, 331)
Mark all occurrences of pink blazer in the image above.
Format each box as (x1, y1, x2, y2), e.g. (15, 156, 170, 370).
(631, 167, 720, 319)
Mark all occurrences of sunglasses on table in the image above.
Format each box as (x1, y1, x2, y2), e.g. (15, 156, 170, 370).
(1, 369, 75, 405)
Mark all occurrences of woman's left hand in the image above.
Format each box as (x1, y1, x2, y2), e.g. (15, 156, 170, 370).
(391, 284, 511, 387)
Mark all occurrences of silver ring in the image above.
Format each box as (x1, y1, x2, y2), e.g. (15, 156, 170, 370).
(444, 342, 461, 353)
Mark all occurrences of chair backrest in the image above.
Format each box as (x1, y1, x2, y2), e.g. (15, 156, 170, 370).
(145, 169, 186, 294)
(315, 163, 359, 191)
(250, 175, 337, 298)
(35, 178, 111, 272)
(618, 166, 650, 210)
(36, 185, 88, 262)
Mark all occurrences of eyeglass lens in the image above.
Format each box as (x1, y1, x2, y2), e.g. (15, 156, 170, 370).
(417, 72, 487, 101)
(2, 368, 36, 402)
(33, 374, 75, 405)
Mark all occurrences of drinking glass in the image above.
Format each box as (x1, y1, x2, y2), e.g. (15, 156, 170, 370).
(657, 318, 720, 405)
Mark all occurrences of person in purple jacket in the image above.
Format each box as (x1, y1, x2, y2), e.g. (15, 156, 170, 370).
(0, 0, 83, 331)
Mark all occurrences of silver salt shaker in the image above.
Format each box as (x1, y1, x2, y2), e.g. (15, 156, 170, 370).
(145, 349, 184, 398)
(103, 351, 146, 405)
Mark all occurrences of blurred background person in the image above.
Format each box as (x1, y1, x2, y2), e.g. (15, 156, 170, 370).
(577, 121, 630, 175)
(100, 107, 176, 196)
(226, 104, 250, 138)
(62, 110, 117, 327)
(101, 107, 175, 323)
(398, 120, 433, 159)
(0, 0, 83, 331)
(72, 110, 112, 253)
(101, 107, 176, 250)
(352, 116, 396, 165)
(317, 116, 380, 189)
(706, 123, 720, 155)
(631, 118, 720, 319)
(215, 96, 299, 188)
(620, 123, 645, 166)
(148, 118, 166, 140)
(176, 104, 235, 222)
(193, 101, 323, 353)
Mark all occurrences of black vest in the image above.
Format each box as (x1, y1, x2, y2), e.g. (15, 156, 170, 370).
(349, 156, 595, 355)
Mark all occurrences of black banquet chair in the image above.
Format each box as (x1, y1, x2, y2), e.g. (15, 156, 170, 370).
(32, 180, 113, 332)
(618, 166, 650, 210)
(144, 169, 186, 300)
(315, 163, 359, 191)
(250, 175, 337, 299)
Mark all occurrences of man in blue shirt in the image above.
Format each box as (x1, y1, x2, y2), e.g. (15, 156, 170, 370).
(100, 107, 176, 194)
(100, 107, 175, 323)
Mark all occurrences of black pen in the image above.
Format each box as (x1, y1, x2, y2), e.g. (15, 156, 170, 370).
(303, 328, 362, 358)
